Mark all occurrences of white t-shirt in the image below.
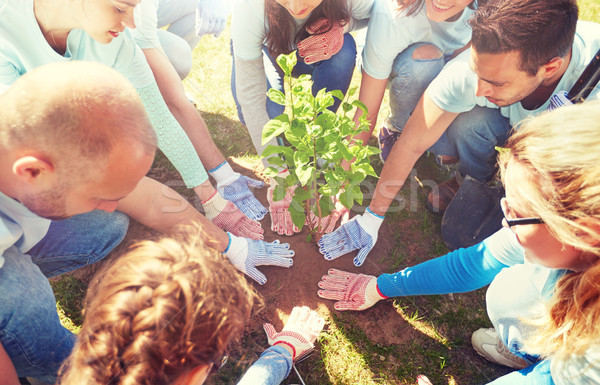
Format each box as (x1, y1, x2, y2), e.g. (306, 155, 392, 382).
(132, 0, 161, 50)
(232, 0, 374, 60)
(362, 0, 474, 80)
(0, 192, 50, 269)
(426, 21, 600, 126)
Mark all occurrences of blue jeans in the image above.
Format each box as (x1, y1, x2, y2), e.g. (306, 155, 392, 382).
(237, 345, 292, 385)
(231, 33, 357, 124)
(387, 43, 446, 132)
(428, 106, 511, 182)
(0, 210, 129, 382)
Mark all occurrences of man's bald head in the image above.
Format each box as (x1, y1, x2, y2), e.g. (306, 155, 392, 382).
(0, 61, 156, 179)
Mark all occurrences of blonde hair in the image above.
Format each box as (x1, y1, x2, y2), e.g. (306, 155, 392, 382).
(59, 223, 258, 385)
(498, 100, 600, 361)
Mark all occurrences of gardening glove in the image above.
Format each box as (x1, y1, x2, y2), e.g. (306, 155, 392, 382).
(195, 0, 230, 38)
(210, 161, 268, 221)
(305, 195, 350, 234)
(202, 191, 264, 240)
(317, 269, 387, 311)
(224, 233, 294, 285)
(268, 170, 300, 236)
(318, 208, 384, 267)
(297, 18, 344, 65)
(547, 90, 572, 111)
(263, 306, 325, 361)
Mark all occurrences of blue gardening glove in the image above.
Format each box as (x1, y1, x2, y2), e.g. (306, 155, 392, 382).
(224, 233, 294, 285)
(195, 0, 230, 38)
(318, 208, 384, 267)
(209, 162, 268, 221)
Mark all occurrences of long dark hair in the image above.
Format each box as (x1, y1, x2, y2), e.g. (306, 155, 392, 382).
(264, 0, 350, 58)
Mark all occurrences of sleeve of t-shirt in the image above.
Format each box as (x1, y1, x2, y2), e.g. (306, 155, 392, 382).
(425, 49, 479, 113)
(131, 0, 161, 50)
(0, 53, 21, 88)
(361, 0, 413, 79)
(231, 0, 267, 60)
(348, 0, 374, 24)
(376, 228, 523, 297)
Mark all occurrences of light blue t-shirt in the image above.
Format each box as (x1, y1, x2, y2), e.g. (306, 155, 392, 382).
(232, 0, 374, 61)
(426, 21, 600, 126)
(0, 0, 151, 89)
(362, 0, 474, 80)
(0, 191, 50, 270)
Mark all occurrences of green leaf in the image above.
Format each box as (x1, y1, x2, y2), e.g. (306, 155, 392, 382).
(296, 164, 315, 186)
(267, 89, 287, 105)
(352, 100, 368, 114)
(272, 185, 286, 202)
(293, 151, 310, 168)
(339, 190, 353, 209)
(277, 52, 297, 76)
(289, 202, 306, 230)
(263, 167, 279, 177)
(330, 89, 345, 101)
(352, 184, 364, 205)
(262, 115, 289, 145)
(342, 101, 352, 113)
(262, 144, 285, 157)
(267, 156, 284, 167)
(317, 195, 334, 217)
(346, 87, 357, 98)
(292, 187, 311, 202)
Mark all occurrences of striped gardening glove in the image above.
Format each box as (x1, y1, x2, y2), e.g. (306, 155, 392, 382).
(297, 18, 344, 65)
(317, 269, 387, 311)
(263, 306, 325, 361)
(209, 161, 268, 221)
(318, 208, 384, 267)
(267, 170, 300, 236)
(224, 234, 294, 285)
(202, 190, 264, 240)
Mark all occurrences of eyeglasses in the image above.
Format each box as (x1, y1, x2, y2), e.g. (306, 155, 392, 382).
(500, 197, 545, 227)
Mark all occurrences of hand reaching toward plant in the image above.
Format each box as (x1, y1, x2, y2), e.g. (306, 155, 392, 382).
(263, 306, 326, 361)
(297, 18, 344, 65)
(318, 208, 384, 266)
(210, 162, 268, 221)
(317, 269, 387, 311)
(223, 233, 294, 285)
(202, 191, 264, 240)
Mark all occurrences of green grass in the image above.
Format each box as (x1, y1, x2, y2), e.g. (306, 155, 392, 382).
(50, 4, 600, 384)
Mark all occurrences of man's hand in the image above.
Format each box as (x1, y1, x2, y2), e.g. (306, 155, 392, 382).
(297, 18, 344, 65)
(263, 306, 325, 361)
(195, 0, 230, 37)
(224, 234, 294, 285)
(268, 184, 300, 236)
(317, 269, 387, 311)
(318, 208, 383, 266)
(202, 191, 264, 240)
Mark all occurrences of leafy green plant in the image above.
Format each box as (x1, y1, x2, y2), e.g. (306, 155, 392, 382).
(261, 51, 380, 242)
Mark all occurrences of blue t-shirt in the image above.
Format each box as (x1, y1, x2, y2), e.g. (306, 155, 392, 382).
(426, 21, 600, 126)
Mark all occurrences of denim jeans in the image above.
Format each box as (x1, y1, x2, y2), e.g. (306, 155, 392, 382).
(155, 0, 197, 79)
(236, 345, 292, 385)
(231, 33, 357, 125)
(387, 43, 446, 132)
(0, 210, 129, 382)
(428, 105, 511, 182)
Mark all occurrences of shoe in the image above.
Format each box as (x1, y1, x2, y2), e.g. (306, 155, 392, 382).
(377, 125, 401, 163)
(436, 154, 459, 166)
(426, 176, 461, 214)
(471, 328, 531, 369)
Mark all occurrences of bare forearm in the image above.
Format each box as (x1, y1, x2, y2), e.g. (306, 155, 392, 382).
(117, 177, 229, 250)
(143, 47, 226, 170)
(351, 71, 387, 146)
(369, 95, 459, 216)
(0, 343, 19, 385)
